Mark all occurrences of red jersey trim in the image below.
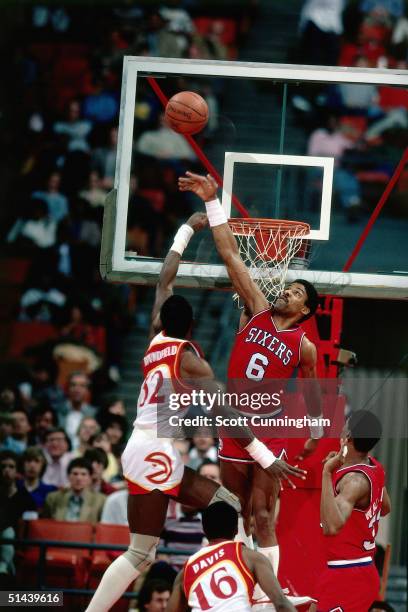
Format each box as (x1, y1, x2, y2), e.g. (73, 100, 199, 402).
(270, 314, 301, 333)
(235, 542, 255, 591)
(173, 341, 201, 390)
(126, 477, 181, 497)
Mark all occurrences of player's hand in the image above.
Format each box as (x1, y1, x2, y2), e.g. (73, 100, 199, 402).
(295, 437, 319, 461)
(178, 171, 218, 202)
(322, 446, 346, 474)
(265, 459, 307, 489)
(186, 212, 208, 232)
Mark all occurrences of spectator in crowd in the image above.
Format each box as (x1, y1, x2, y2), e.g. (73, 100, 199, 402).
(197, 458, 221, 483)
(17, 447, 56, 511)
(369, 601, 396, 611)
(28, 404, 58, 446)
(9, 409, 31, 454)
(188, 434, 218, 469)
(43, 457, 105, 522)
(100, 413, 127, 458)
(307, 114, 363, 220)
(31, 361, 66, 415)
(0, 414, 22, 454)
(91, 126, 118, 189)
(140, 9, 182, 58)
(7, 199, 57, 249)
(19, 271, 66, 322)
(42, 428, 74, 488)
(101, 488, 128, 525)
(299, 0, 345, 66)
(136, 113, 197, 161)
(53, 99, 93, 153)
(0, 451, 36, 531)
(74, 416, 100, 456)
(59, 303, 100, 352)
(173, 439, 190, 465)
(83, 448, 116, 495)
(79, 171, 108, 208)
(91, 431, 121, 482)
(59, 372, 97, 447)
(137, 578, 171, 612)
(82, 76, 119, 124)
(32, 171, 69, 224)
(161, 503, 205, 570)
(99, 395, 126, 418)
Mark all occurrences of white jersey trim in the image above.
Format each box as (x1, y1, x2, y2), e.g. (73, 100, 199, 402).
(327, 556, 372, 567)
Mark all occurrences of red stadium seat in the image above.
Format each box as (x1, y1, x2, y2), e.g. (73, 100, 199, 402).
(17, 519, 93, 589)
(139, 189, 165, 213)
(8, 321, 58, 358)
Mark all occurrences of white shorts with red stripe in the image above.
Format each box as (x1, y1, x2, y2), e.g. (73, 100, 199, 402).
(122, 426, 184, 496)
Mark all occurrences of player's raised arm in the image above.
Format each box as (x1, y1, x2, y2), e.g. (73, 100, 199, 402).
(320, 449, 369, 535)
(180, 350, 307, 486)
(149, 212, 207, 338)
(166, 570, 188, 612)
(242, 548, 296, 611)
(178, 171, 268, 315)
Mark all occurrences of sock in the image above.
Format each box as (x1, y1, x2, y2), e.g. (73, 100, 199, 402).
(235, 516, 254, 549)
(258, 545, 280, 575)
(85, 554, 139, 612)
(253, 546, 280, 603)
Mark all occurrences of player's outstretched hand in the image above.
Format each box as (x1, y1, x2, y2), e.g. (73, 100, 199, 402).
(295, 437, 319, 461)
(178, 171, 218, 202)
(265, 459, 307, 489)
(186, 212, 208, 232)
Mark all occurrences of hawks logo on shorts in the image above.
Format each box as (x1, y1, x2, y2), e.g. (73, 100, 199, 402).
(145, 452, 173, 484)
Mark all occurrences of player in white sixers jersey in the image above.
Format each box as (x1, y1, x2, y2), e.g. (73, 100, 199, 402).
(87, 214, 305, 612)
(168, 502, 296, 612)
(179, 172, 322, 592)
(317, 410, 391, 612)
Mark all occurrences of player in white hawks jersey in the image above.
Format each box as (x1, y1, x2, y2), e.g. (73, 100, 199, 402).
(87, 214, 305, 612)
(168, 502, 296, 612)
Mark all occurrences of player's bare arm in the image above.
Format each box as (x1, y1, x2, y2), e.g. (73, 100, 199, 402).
(149, 212, 207, 338)
(242, 548, 296, 611)
(178, 171, 268, 315)
(321, 450, 370, 535)
(296, 336, 323, 460)
(180, 349, 307, 486)
(381, 486, 391, 516)
(166, 570, 188, 612)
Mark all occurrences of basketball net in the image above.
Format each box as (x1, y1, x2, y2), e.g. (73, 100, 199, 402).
(228, 218, 311, 304)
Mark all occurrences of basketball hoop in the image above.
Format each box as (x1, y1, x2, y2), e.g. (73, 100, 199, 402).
(228, 218, 311, 303)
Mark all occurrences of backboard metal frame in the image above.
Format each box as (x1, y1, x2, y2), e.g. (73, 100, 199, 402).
(101, 56, 408, 300)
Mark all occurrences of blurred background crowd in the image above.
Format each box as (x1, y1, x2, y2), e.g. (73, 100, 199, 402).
(0, 0, 406, 609)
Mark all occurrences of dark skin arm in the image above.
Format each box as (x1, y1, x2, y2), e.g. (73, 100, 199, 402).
(381, 486, 391, 516)
(296, 337, 322, 460)
(166, 570, 188, 612)
(180, 350, 307, 487)
(242, 548, 296, 611)
(149, 212, 207, 339)
(321, 449, 371, 535)
(178, 172, 268, 316)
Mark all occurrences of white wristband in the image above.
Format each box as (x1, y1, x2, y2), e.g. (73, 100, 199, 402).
(245, 438, 276, 469)
(309, 415, 324, 439)
(171, 224, 194, 256)
(205, 198, 228, 227)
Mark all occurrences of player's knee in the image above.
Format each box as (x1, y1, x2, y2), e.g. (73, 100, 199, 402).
(254, 507, 275, 533)
(123, 533, 159, 572)
(209, 485, 241, 513)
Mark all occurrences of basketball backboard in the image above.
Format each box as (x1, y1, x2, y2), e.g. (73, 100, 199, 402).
(100, 56, 408, 299)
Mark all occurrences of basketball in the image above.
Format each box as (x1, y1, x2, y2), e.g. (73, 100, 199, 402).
(165, 91, 209, 135)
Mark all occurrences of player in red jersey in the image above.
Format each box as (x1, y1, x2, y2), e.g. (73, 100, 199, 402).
(87, 214, 305, 612)
(179, 172, 322, 587)
(315, 409, 391, 612)
(167, 501, 296, 612)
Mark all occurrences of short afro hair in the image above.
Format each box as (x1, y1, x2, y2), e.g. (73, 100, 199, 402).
(347, 410, 382, 453)
(201, 501, 238, 541)
(292, 279, 319, 321)
(160, 295, 193, 338)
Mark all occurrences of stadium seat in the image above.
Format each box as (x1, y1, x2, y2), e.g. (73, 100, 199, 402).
(17, 519, 93, 589)
(7, 321, 58, 358)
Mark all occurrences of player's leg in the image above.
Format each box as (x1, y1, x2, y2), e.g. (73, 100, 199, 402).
(220, 460, 253, 545)
(86, 490, 169, 612)
(177, 465, 241, 511)
(252, 463, 281, 570)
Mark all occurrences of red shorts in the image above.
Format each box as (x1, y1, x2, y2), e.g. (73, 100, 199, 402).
(316, 563, 379, 611)
(218, 437, 287, 463)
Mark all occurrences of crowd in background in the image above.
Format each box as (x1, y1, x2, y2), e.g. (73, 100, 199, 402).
(0, 0, 406, 608)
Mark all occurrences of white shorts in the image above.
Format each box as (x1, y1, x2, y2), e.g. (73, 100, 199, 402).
(121, 427, 185, 496)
